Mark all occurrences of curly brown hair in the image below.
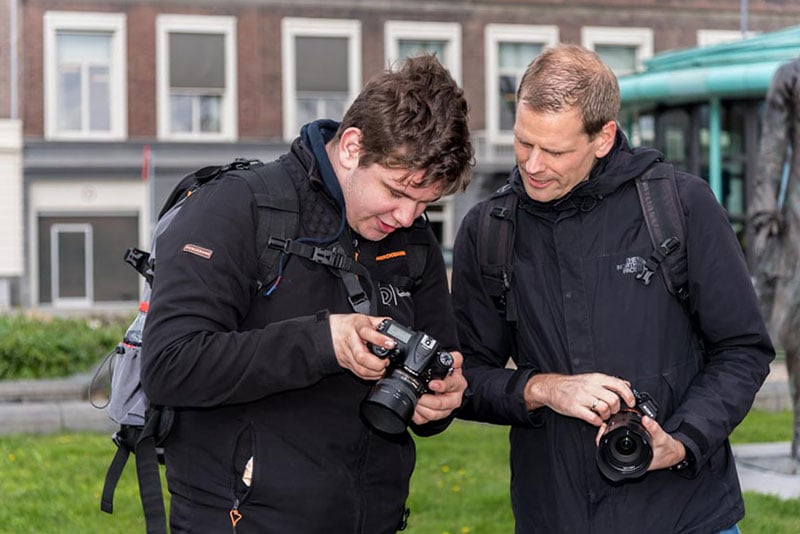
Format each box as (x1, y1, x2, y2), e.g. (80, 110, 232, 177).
(336, 54, 473, 195)
(516, 44, 620, 137)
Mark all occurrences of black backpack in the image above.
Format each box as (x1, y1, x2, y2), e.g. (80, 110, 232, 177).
(477, 160, 689, 322)
(96, 157, 430, 533)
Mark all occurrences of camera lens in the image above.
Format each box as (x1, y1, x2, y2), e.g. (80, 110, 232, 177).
(596, 410, 653, 482)
(615, 435, 637, 456)
(360, 373, 419, 435)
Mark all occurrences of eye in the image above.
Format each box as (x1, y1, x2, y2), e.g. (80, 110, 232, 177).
(387, 187, 403, 199)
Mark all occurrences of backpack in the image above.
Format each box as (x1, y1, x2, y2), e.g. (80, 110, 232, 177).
(95, 157, 430, 533)
(477, 160, 688, 323)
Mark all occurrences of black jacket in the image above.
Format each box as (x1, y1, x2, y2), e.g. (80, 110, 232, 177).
(141, 123, 458, 533)
(451, 131, 774, 534)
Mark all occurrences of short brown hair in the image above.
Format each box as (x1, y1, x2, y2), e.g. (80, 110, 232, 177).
(516, 44, 620, 137)
(337, 55, 473, 195)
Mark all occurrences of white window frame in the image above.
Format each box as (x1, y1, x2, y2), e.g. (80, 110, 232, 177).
(281, 18, 361, 142)
(384, 21, 462, 84)
(50, 223, 94, 308)
(581, 26, 653, 76)
(485, 24, 559, 143)
(43, 11, 127, 141)
(697, 29, 756, 47)
(156, 14, 237, 141)
(426, 200, 455, 250)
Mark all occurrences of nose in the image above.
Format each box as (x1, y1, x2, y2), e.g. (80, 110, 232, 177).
(393, 199, 420, 228)
(523, 147, 546, 175)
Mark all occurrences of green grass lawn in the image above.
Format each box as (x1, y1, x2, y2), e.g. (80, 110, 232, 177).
(0, 411, 798, 533)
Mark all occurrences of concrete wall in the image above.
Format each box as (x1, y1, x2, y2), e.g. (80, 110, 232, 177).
(0, 119, 22, 309)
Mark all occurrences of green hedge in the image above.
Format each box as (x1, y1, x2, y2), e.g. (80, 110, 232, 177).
(0, 313, 129, 380)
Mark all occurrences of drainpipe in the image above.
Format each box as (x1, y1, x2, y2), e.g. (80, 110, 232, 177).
(10, 0, 18, 119)
(708, 97, 723, 202)
(740, 0, 748, 37)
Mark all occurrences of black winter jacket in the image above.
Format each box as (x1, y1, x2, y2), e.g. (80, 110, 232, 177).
(451, 132, 774, 534)
(141, 125, 458, 533)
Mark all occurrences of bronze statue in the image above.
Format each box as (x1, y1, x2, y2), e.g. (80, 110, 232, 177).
(750, 57, 800, 461)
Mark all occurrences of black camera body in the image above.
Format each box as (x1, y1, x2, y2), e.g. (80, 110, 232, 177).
(361, 319, 454, 435)
(596, 388, 659, 483)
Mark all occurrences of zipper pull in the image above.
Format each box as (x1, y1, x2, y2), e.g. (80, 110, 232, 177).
(229, 498, 243, 532)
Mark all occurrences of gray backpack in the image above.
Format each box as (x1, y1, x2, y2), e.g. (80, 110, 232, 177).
(97, 158, 302, 534)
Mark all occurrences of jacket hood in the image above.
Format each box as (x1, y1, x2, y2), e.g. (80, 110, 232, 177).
(511, 128, 663, 209)
(292, 119, 348, 244)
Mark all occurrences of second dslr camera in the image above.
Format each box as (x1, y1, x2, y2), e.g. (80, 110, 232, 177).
(596, 388, 659, 482)
(361, 319, 454, 435)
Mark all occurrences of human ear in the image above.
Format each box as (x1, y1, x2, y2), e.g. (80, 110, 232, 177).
(594, 121, 618, 158)
(339, 127, 362, 169)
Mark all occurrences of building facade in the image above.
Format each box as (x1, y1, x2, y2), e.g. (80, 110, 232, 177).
(2, 0, 799, 310)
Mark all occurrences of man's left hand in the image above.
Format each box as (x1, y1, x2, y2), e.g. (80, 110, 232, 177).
(411, 350, 467, 425)
(594, 415, 687, 471)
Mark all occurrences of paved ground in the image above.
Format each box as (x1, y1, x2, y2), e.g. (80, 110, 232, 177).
(1, 360, 798, 498)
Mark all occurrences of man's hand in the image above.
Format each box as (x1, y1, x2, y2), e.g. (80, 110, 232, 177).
(329, 314, 393, 380)
(411, 351, 467, 425)
(641, 416, 687, 471)
(593, 415, 686, 472)
(523, 372, 635, 426)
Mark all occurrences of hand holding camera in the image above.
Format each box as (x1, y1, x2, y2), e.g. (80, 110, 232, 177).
(596, 388, 659, 482)
(360, 319, 455, 435)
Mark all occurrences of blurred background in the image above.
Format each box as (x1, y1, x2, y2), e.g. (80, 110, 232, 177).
(1, 0, 798, 313)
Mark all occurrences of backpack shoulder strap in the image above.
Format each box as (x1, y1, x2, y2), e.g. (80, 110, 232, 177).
(238, 160, 300, 293)
(635, 161, 689, 301)
(396, 215, 431, 290)
(476, 184, 519, 322)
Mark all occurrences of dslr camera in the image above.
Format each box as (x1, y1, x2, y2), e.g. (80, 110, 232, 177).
(361, 319, 454, 435)
(596, 388, 659, 482)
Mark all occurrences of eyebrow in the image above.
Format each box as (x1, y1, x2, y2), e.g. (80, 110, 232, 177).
(392, 182, 441, 204)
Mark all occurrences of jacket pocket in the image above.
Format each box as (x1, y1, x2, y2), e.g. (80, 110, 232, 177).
(231, 423, 255, 504)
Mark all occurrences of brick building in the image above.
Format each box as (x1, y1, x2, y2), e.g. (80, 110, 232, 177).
(0, 0, 798, 310)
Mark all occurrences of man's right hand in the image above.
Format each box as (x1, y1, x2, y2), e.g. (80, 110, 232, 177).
(329, 314, 394, 381)
(523, 373, 635, 426)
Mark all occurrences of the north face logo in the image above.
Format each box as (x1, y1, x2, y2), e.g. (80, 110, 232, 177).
(618, 256, 646, 275)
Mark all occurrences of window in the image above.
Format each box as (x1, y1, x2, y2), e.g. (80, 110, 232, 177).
(485, 24, 559, 142)
(38, 216, 139, 306)
(697, 29, 756, 47)
(44, 11, 126, 140)
(157, 15, 237, 140)
(384, 21, 462, 83)
(282, 18, 361, 141)
(581, 27, 653, 77)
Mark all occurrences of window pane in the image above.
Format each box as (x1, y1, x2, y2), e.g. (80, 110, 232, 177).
(498, 42, 541, 68)
(58, 32, 110, 63)
(57, 32, 112, 133)
(398, 40, 446, 61)
(57, 231, 87, 298)
(170, 33, 225, 89)
(170, 94, 193, 133)
(58, 67, 82, 130)
(89, 65, 110, 130)
(323, 96, 346, 121)
(295, 37, 349, 92)
(594, 45, 637, 75)
(499, 74, 518, 131)
(296, 97, 319, 127)
(200, 95, 221, 133)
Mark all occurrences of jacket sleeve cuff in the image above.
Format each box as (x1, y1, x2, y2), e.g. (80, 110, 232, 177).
(669, 427, 705, 478)
(311, 309, 341, 375)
